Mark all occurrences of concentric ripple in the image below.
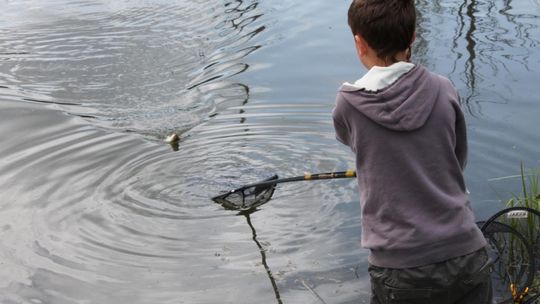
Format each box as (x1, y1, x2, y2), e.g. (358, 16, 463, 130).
(0, 0, 270, 138)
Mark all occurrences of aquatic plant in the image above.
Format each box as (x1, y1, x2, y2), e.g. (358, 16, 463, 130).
(504, 165, 540, 298)
(505, 164, 540, 209)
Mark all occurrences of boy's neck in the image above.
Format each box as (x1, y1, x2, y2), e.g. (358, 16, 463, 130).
(362, 50, 409, 69)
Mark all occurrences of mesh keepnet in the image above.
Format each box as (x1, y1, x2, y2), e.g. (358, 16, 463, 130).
(482, 221, 534, 303)
(480, 207, 540, 303)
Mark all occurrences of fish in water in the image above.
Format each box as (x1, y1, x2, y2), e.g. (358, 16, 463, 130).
(165, 133, 180, 143)
(165, 133, 180, 151)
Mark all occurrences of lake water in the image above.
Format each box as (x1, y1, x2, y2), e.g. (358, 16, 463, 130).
(0, 0, 539, 303)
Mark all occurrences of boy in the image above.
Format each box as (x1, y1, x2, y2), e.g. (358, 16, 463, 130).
(332, 0, 492, 303)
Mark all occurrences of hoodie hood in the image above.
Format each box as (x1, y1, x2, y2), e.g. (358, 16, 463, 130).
(339, 64, 440, 131)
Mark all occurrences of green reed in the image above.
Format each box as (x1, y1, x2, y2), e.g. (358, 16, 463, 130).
(506, 165, 540, 252)
(504, 165, 540, 296)
(506, 164, 540, 210)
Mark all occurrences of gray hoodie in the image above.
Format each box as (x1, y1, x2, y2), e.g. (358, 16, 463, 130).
(332, 64, 486, 268)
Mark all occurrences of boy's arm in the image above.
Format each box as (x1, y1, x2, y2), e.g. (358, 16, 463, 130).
(454, 99, 468, 170)
(332, 93, 352, 147)
(442, 76, 468, 170)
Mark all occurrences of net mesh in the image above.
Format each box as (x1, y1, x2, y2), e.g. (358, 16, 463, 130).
(213, 176, 278, 211)
(481, 221, 534, 303)
(480, 207, 540, 303)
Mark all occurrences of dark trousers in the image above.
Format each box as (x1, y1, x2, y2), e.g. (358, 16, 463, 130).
(369, 248, 492, 304)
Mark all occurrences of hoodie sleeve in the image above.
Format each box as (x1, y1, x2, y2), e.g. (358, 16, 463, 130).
(332, 92, 352, 147)
(439, 75, 468, 170)
(454, 100, 468, 170)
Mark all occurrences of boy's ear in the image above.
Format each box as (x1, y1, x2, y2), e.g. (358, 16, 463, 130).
(354, 34, 368, 56)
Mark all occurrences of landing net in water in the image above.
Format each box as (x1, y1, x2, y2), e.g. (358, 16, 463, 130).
(212, 175, 278, 211)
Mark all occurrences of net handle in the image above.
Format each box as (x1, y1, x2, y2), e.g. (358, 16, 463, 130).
(243, 170, 356, 189)
(223, 170, 355, 194)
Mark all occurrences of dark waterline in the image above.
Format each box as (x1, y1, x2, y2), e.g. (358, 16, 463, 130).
(0, 0, 539, 303)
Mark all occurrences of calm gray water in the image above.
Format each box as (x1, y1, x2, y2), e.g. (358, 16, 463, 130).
(0, 0, 539, 303)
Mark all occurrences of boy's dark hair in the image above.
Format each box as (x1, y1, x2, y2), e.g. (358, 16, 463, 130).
(348, 0, 416, 63)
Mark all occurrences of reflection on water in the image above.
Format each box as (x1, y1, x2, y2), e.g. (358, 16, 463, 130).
(0, 0, 539, 303)
(243, 212, 283, 304)
(427, 0, 540, 115)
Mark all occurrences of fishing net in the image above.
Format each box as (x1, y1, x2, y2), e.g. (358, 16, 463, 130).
(212, 171, 355, 212)
(212, 175, 278, 211)
(480, 207, 540, 303)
